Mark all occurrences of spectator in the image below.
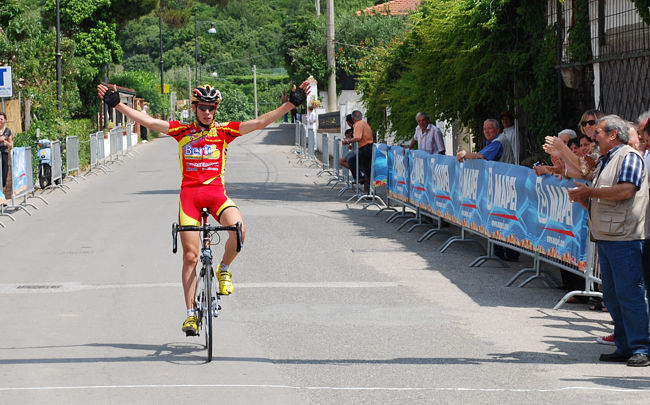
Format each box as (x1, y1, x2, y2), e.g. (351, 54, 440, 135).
(500, 111, 518, 161)
(457, 118, 517, 260)
(307, 99, 320, 133)
(407, 112, 445, 155)
(568, 115, 650, 367)
(342, 110, 374, 193)
(140, 104, 149, 143)
(0, 111, 12, 189)
(533, 129, 579, 178)
(456, 118, 514, 164)
(339, 114, 355, 172)
(578, 134, 594, 157)
(558, 128, 577, 145)
(543, 110, 605, 180)
(568, 138, 580, 155)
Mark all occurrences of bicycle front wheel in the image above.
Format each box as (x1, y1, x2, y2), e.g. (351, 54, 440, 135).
(204, 265, 214, 362)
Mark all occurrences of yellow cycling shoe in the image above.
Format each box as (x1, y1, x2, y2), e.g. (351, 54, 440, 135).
(218, 271, 234, 295)
(182, 315, 198, 336)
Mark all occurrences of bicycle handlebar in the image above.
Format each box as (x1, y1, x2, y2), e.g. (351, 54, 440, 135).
(172, 221, 243, 254)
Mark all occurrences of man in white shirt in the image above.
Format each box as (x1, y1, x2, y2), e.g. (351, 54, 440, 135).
(408, 112, 445, 154)
(500, 111, 519, 163)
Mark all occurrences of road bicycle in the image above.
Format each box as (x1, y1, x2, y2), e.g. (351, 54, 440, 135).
(172, 208, 242, 362)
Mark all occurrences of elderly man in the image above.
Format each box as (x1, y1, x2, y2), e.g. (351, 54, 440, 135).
(456, 118, 514, 164)
(568, 115, 650, 367)
(457, 118, 516, 260)
(408, 112, 445, 155)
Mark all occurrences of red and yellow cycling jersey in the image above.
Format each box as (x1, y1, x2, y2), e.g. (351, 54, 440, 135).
(168, 120, 242, 187)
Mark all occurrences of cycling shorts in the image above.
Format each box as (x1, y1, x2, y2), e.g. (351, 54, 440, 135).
(179, 185, 237, 226)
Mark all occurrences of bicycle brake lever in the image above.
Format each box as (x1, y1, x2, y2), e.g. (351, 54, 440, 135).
(172, 222, 178, 253)
(235, 221, 242, 252)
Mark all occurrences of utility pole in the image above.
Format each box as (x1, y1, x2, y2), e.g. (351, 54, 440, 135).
(326, 0, 336, 112)
(55, 0, 62, 110)
(159, 14, 164, 95)
(315, 0, 320, 17)
(252, 65, 258, 118)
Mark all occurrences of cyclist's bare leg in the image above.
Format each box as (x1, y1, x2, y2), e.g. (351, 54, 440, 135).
(180, 230, 200, 309)
(218, 207, 246, 265)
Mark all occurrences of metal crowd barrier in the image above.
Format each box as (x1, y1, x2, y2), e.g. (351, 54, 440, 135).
(315, 133, 334, 177)
(48, 140, 70, 193)
(65, 136, 84, 183)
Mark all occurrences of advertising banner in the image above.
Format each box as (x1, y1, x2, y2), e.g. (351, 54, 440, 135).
(12, 147, 28, 196)
(372, 143, 388, 188)
(392, 149, 589, 270)
(387, 146, 409, 203)
(527, 174, 589, 270)
(424, 154, 458, 224)
(408, 150, 429, 210)
(456, 159, 488, 235)
(484, 160, 529, 251)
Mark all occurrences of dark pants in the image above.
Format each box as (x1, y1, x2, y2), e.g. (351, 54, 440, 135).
(1, 150, 8, 188)
(349, 144, 373, 181)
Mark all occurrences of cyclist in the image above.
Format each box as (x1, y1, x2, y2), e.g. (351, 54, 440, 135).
(97, 80, 309, 335)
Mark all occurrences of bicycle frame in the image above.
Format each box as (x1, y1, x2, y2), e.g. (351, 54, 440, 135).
(172, 208, 242, 362)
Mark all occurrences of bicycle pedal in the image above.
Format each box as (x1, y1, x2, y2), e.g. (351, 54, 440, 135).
(185, 330, 197, 337)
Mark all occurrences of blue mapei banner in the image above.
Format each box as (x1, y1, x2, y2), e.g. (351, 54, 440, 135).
(387, 146, 409, 203)
(526, 174, 589, 270)
(455, 158, 488, 234)
(408, 150, 429, 210)
(372, 143, 388, 188)
(484, 160, 532, 252)
(12, 147, 28, 196)
(424, 154, 458, 225)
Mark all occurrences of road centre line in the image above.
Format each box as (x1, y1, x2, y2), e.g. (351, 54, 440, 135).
(0, 383, 647, 393)
(0, 281, 397, 294)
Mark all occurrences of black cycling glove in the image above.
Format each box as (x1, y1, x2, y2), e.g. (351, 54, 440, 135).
(289, 87, 306, 106)
(103, 88, 121, 108)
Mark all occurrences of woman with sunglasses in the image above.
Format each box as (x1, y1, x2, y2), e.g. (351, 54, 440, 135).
(97, 80, 309, 336)
(543, 109, 605, 180)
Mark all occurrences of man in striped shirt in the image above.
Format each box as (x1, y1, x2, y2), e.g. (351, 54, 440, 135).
(408, 112, 445, 155)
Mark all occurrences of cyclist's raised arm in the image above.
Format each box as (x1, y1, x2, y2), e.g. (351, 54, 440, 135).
(97, 84, 170, 134)
(239, 80, 310, 135)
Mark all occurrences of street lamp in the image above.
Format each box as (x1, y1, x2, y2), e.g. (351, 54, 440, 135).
(194, 8, 217, 87)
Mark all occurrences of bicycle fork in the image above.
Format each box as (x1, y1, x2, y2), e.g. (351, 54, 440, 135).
(201, 248, 220, 318)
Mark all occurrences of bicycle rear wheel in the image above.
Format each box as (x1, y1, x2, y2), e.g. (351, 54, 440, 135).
(204, 266, 213, 362)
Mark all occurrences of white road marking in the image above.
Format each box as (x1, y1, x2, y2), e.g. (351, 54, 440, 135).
(0, 384, 647, 393)
(0, 281, 397, 294)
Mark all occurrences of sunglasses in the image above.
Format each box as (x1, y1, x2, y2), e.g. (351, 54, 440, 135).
(581, 119, 596, 127)
(197, 105, 216, 113)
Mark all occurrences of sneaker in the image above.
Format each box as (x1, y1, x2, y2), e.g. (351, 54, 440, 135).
(597, 333, 615, 345)
(218, 271, 234, 295)
(182, 315, 198, 336)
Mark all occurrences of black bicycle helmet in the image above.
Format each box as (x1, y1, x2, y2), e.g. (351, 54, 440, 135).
(191, 84, 222, 105)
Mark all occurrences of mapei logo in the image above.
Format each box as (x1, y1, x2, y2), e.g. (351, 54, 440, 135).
(411, 157, 425, 185)
(430, 158, 450, 193)
(535, 177, 573, 226)
(393, 152, 406, 178)
(459, 167, 479, 200)
(486, 167, 518, 211)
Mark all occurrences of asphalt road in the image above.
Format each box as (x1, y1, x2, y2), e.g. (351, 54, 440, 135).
(1, 124, 648, 404)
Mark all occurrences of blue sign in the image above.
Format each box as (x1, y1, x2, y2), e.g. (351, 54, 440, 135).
(0, 66, 12, 98)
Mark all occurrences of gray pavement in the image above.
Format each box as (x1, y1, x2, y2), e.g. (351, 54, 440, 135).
(0, 124, 649, 404)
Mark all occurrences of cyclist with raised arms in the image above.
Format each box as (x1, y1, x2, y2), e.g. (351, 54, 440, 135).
(97, 80, 309, 335)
